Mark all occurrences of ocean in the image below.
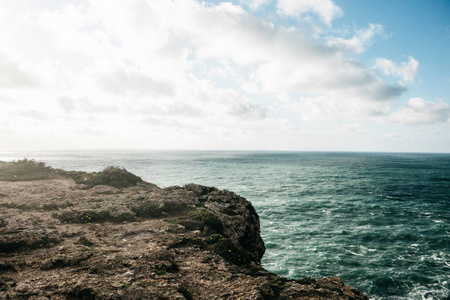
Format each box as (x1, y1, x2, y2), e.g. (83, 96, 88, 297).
(1, 151, 449, 299)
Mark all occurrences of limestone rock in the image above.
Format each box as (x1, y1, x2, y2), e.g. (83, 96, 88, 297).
(0, 162, 368, 299)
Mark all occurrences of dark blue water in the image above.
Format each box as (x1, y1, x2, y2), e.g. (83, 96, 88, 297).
(1, 151, 449, 299)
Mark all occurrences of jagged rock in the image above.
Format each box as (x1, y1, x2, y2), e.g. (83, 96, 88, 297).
(185, 185, 266, 264)
(0, 161, 368, 299)
(0, 218, 61, 253)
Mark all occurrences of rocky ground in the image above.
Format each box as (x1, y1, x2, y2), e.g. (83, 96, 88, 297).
(0, 160, 368, 299)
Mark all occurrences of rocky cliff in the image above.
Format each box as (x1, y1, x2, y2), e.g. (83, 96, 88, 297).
(0, 160, 368, 299)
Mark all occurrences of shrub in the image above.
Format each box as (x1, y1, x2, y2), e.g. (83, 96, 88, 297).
(0, 159, 57, 181)
(68, 166, 143, 189)
(206, 233, 222, 244)
(131, 201, 162, 218)
(0, 161, 143, 189)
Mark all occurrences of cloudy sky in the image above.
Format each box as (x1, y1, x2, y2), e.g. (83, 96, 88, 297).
(0, 0, 449, 152)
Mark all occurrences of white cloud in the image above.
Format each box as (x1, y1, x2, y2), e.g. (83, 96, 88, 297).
(0, 0, 447, 152)
(240, 0, 271, 11)
(277, 0, 342, 24)
(289, 96, 338, 122)
(289, 87, 396, 124)
(31, 2, 121, 61)
(38, 59, 73, 90)
(384, 132, 401, 139)
(23, 0, 403, 109)
(18, 110, 49, 121)
(326, 24, 383, 53)
(388, 98, 450, 125)
(374, 56, 419, 83)
(250, 48, 406, 106)
(89, 60, 175, 97)
(0, 49, 38, 88)
(58, 96, 77, 113)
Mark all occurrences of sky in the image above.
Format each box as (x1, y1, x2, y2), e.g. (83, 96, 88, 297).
(0, 0, 449, 153)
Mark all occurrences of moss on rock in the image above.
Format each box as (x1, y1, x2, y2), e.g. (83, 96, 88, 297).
(57, 210, 136, 224)
(191, 208, 224, 234)
(130, 201, 162, 218)
(205, 235, 251, 266)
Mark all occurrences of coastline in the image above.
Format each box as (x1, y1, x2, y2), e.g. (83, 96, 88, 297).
(0, 161, 368, 299)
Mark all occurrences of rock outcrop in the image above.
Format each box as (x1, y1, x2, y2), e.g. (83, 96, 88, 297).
(0, 161, 368, 299)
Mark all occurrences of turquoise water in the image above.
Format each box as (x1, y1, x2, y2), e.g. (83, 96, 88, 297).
(1, 151, 449, 299)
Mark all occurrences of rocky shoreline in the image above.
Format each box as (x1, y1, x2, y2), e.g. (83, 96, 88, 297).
(0, 161, 368, 299)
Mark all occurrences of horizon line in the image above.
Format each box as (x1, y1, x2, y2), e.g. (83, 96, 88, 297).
(0, 149, 449, 155)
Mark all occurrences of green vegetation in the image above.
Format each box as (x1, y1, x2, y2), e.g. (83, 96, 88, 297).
(0, 160, 143, 189)
(130, 199, 195, 220)
(206, 233, 222, 244)
(167, 212, 253, 267)
(155, 269, 166, 275)
(267, 277, 288, 298)
(68, 166, 143, 189)
(131, 201, 162, 219)
(192, 208, 224, 234)
(154, 258, 179, 275)
(168, 236, 204, 249)
(0, 159, 58, 181)
(205, 234, 251, 266)
(122, 282, 132, 289)
(130, 201, 162, 218)
(57, 210, 136, 224)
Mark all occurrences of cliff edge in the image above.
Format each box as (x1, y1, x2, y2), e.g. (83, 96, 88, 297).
(0, 160, 368, 299)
